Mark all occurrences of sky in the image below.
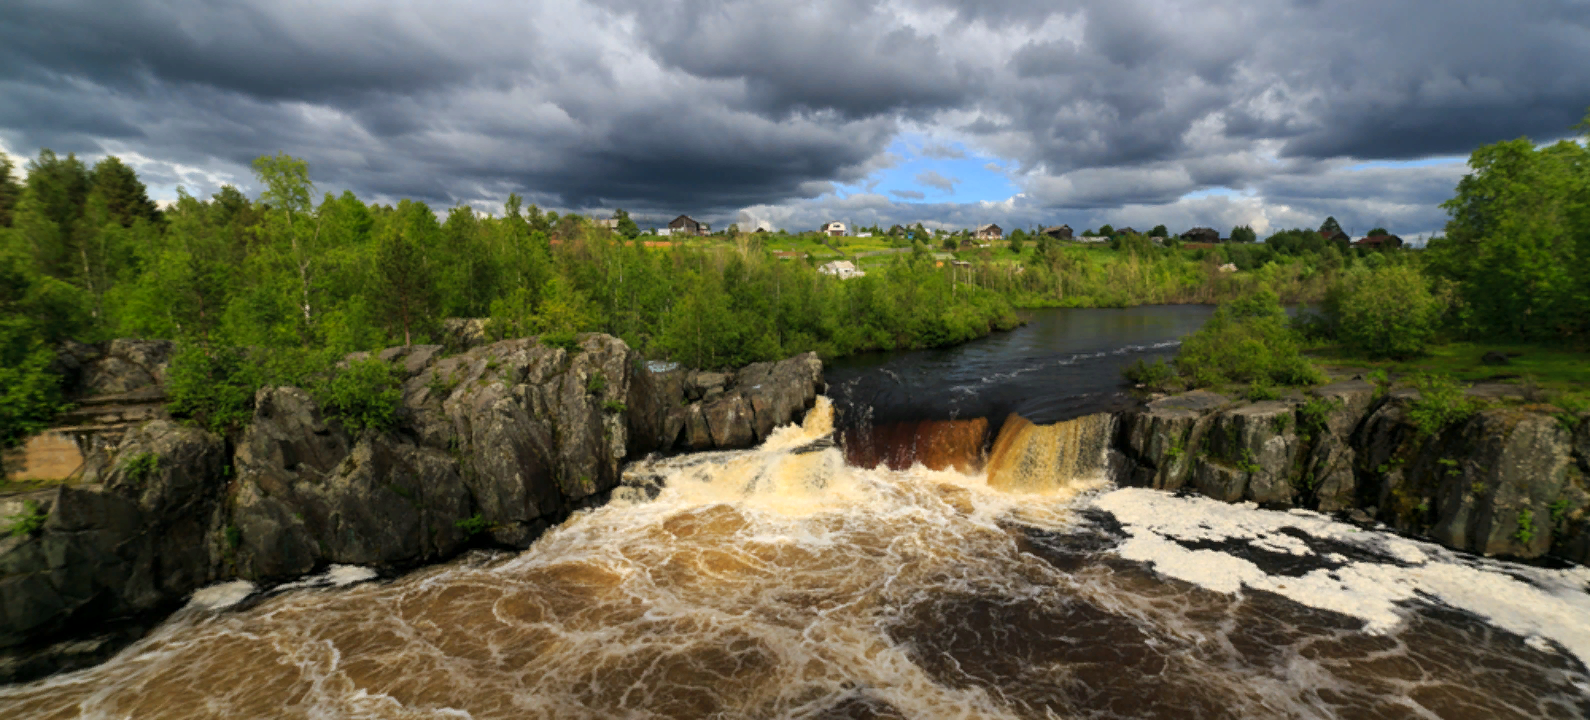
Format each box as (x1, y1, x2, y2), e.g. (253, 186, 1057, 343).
(3, 0, 1588, 239)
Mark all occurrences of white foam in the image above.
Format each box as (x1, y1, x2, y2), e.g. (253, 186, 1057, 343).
(273, 564, 380, 592)
(187, 580, 257, 610)
(1094, 487, 1590, 666)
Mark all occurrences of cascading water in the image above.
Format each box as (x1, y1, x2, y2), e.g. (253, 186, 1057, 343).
(5, 395, 1589, 719)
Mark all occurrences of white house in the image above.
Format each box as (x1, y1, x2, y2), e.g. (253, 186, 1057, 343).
(818, 260, 865, 279)
(821, 221, 847, 237)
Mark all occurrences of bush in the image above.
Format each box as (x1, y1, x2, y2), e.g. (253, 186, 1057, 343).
(1407, 374, 1479, 437)
(122, 451, 159, 485)
(313, 356, 402, 432)
(166, 343, 263, 434)
(1326, 265, 1444, 359)
(1123, 357, 1177, 389)
(4, 499, 47, 537)
(1175, 289, 1326, 388)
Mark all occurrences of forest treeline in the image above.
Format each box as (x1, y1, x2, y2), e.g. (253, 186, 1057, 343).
(0, 152, 1019, 442)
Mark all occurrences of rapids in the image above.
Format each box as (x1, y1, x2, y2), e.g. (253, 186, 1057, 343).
(3, 396, 1588, 719)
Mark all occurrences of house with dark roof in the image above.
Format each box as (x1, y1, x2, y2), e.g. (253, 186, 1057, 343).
(1318, 228, 1351, 245)
(1041, 224, 1073, 239)
(1353, 234, 1404, 250)
(974, 223, 1003, 241)
(668, 215, 709, 236)
(1180, 227, 1219, 244)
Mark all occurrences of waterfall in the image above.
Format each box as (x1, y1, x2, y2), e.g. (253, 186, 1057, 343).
(985, 412, 1116, 493)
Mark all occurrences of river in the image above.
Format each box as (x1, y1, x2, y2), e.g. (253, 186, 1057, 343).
(2, 308, 1588, 719)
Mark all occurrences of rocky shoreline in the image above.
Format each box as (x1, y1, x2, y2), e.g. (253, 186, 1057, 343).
(0, 334, 823, 683)
(1114, 380, 1590, 564)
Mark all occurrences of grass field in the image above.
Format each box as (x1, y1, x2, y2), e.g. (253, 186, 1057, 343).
(1307, 341, 1590, 410)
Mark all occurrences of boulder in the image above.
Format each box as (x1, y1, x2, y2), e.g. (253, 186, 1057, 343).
(1574, 414, 1590, 474)
(1191, 401, 1303, 507)
(703, 394, 756, 448)
(2, 420, 224, 661)
(1427, 410, 1573, 558)
(78, 340, 173, 396)
(1118, 390, 1228, 491)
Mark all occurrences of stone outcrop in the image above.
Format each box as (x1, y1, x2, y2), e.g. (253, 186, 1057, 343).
(1, 420, 226, 680)
(1, 333, 824, 683)
(1115, 385, 1590, 564)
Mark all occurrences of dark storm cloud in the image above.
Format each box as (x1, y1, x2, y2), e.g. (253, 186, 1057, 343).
(1, 0, 1587, 233)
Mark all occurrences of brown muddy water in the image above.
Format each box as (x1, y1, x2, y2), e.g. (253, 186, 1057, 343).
(2, 399, 1588, 719)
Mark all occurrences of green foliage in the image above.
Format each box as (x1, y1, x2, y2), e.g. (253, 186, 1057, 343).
(1122, 357, 1176, 388)
(312, 356, 402, 432)
(1551, 498, 1573, 533)
(165, 343, 262, 434)
(1245, 381, 1282, 402)
(1428, 121, 1590, 342)
(1175, 289, 1326, 388)
(4, 499, 47, 537)
(1229, 225, 1257, 243)
(1235, 448, 1261, 474)
(1514, 509, 1536, 546)
(122, 451, 159, 485)
(586, 370, 607, 395)
(1297, 396, 1341, 441)
(455, 513, 489, 537)
(1407, 374, 1479, 437)
(603, 399, 628, 414)
(1324, 264, 1445, 359)
(1165, 437, 1186, 463)
(1149, 225, 1168, 238)
(224, 524, 241, 549)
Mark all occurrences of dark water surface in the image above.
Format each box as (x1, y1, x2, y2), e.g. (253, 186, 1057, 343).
(825, 305, 1216, 429)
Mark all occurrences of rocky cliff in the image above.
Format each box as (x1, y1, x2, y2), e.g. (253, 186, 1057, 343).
(0, 334, 823, 682)
(1115, 381, 1590, 563)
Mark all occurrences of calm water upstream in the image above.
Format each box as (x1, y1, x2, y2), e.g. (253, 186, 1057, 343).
(3, 307, 1588, 719)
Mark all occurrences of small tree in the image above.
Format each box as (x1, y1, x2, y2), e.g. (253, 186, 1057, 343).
(1325, 265, 1445, 359)
(1366, 227, 1389, 236)
(613, 208, 640, 239)
(1230, 225, 1257, 243)
(1008, 228, 1026, 253)
(1149, 224, 1168, 238)
(1098, 223, 1115, 237)
(1320, 216, 1342, 234)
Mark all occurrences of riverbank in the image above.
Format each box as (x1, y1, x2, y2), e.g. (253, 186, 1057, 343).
(1114, 378, 1590, 563)
(0, 333, 825, 683)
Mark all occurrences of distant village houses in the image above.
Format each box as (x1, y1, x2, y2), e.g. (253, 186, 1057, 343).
(818, 260, 865, 279)
(1318, 228, 1351, 245)
(668, 215, 709, 236)
(1180, 227, 1220, 244)
(1041, 225, 1073, 240)
(974, 223, 1003, 241)
(821, 221, 847, 237)
(1353, 234, 1404, 250)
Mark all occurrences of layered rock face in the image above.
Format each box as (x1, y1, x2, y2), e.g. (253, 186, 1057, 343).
(1116, 382, 1590, 563)
(1, 334, 823, 681)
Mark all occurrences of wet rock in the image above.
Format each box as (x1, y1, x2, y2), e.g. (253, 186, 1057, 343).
(1193, 401, 1303, 507)
(1, 420, 224, 672)
(1427, 410, 1573, 558)
(1119, 390, 1229, 491)
(1308, 380, 1376, 439)
(683, 404, 713, 451)
(703, 394, 756, 448)
(1573, 415, 1590, 474)
(1306, 435, 1358, 513)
